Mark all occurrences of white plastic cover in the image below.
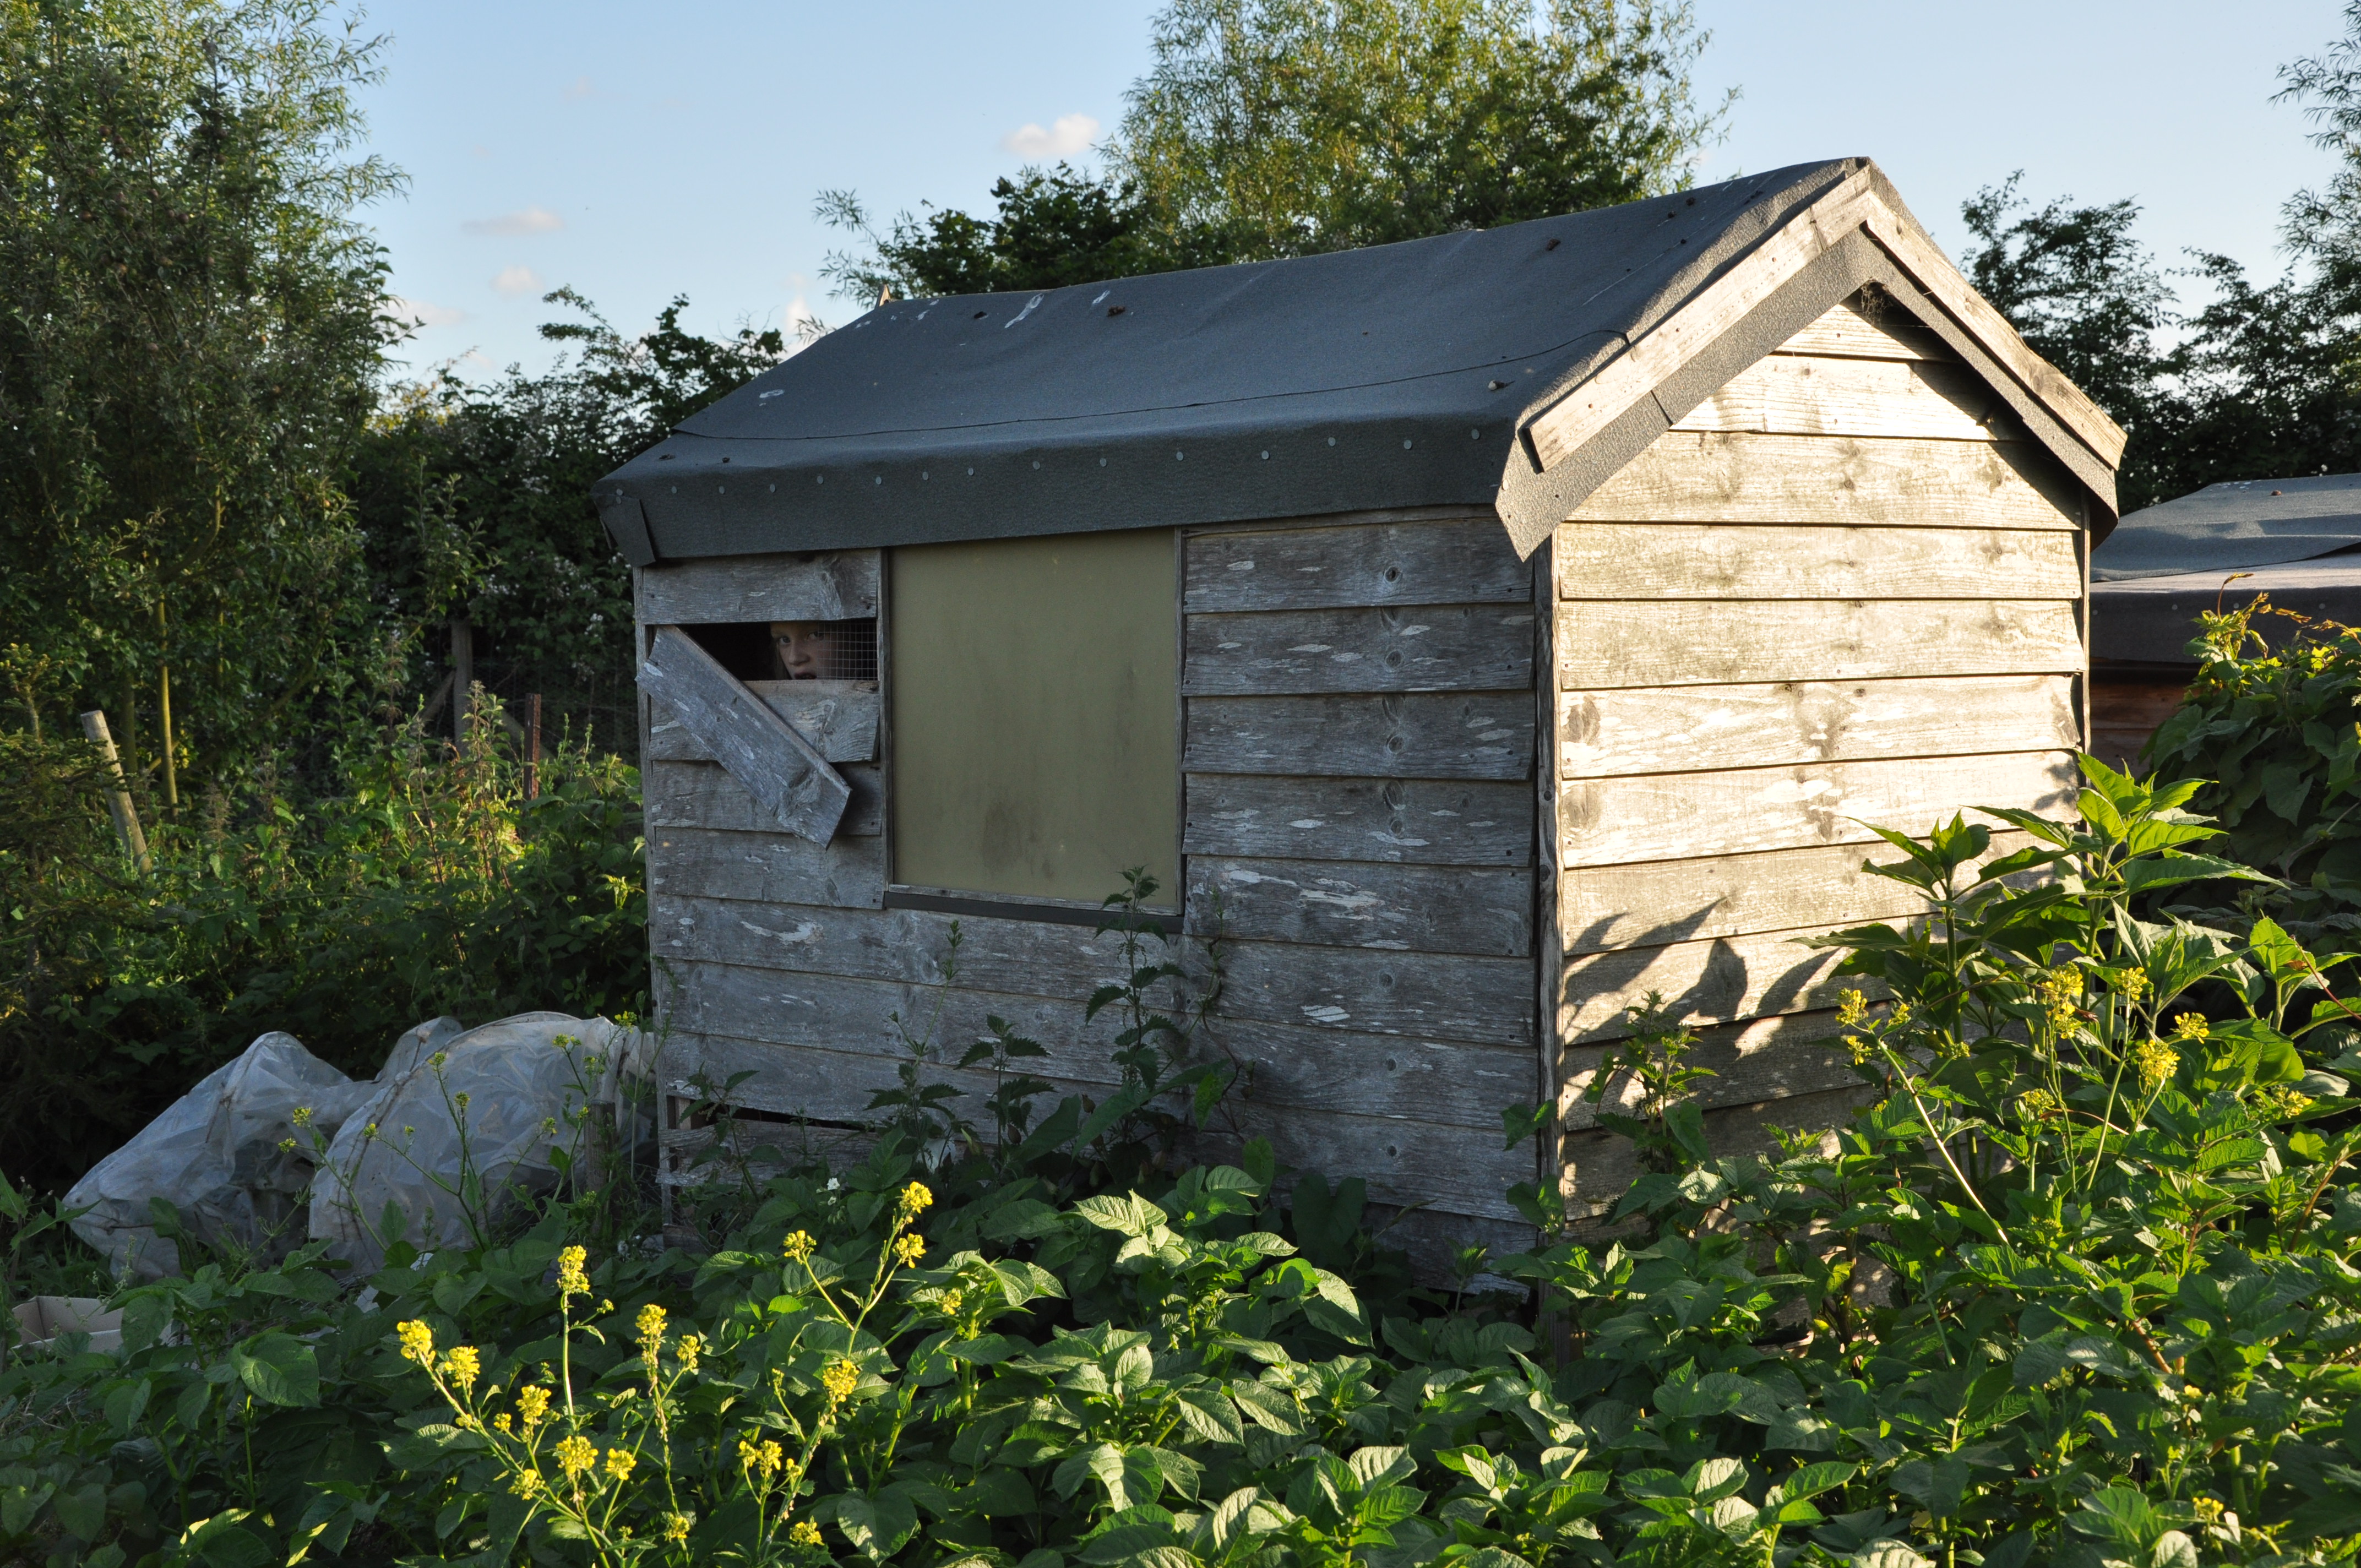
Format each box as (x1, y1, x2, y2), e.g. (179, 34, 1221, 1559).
(307, 1012, 650, 1274)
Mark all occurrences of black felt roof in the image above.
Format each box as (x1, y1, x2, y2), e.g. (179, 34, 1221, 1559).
(596, 157, 1888, 563)
(2092, 472, 2361, 580)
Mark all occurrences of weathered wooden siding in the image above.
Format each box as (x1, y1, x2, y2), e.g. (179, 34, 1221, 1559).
(1550, 297, 2087, 1218)
(635, 523, 1541, 1238)
(1182, 515, 1541, 1230)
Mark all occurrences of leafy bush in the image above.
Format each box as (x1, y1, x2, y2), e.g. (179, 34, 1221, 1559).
(0, 707, 646, 1194)
(2147, 594, 2361, 932)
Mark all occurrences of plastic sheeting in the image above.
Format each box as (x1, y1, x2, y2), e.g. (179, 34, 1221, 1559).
(63, 1029, 416, 1280)
(308, 1013, 652, 1275)
(67, 1013, 649, 1282)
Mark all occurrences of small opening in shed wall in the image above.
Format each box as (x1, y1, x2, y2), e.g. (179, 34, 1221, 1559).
(681, 619, 877, 683)
(890, 530, 1179, 911)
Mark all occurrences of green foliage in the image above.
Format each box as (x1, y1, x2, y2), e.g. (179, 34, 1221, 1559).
(2145, 595, 2361, 935)
(822, 0, 1722, 300)
(17, 755, 2361, 1564)
(0, 706, 646, 1194)
(1117, 0, 1722, 263)
(352, 291, 785, 759)
(0, 0, 399, 790)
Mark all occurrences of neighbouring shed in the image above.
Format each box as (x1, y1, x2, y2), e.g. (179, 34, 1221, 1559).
(597, 157, 2125, 1267)
(2091, 473, 2361, 767)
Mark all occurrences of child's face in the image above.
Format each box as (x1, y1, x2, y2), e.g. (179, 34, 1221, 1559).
(770, 621, 835, 680)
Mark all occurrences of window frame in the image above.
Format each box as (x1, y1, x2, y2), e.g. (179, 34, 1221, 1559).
(878, 527, 1186, 930)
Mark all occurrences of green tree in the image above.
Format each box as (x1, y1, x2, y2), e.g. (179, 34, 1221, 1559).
(823, 0, 1722, 300)
(352, 291, 784, 756)
(1118, 0, 1722, 262)
(0, 0, 399, 799)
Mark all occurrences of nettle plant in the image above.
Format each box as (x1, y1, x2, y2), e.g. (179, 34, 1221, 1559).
(1506, 755, 2361, 1567)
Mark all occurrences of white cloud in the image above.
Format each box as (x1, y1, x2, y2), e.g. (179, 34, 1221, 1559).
(491, 265, 543, 298)
(1001, 112, 1100, 159)
(564, 74, 594, 101)
(463, 205, 563, 237)
(471, 143, 492, 159)
(384, 295, 465, 328)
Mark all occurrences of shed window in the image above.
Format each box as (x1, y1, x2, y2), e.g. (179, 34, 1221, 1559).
(890, 529, 1178, 911)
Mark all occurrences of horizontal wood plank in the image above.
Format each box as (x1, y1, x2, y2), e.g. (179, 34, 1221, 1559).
(1558, 749, 2076, 867)
(645, 760, 883, 836)
(1183, 606, 1534, 695)
(1217, 938, 1535, 1046)
(1555, 524, 2080, 601)
(1555, 598, 2083, 689)
(648, 827, 887, 909)
(1182, 775, 1533, 866)
(1184, 516, 1529, 612)
(1189, 855, 1533, 956)
(635, 551, 879, 625)
(1774, 300, 1949, 362)
(1558, 673, 2080, 778)
(1568, 431, 2080, 528)
(1558, 1008, 1856, 1128)
(1671, 353, 2026, 442)
(1560, 1085, 1871, 1219)
(663, 1015, 1528, 1137)
(1557, 924, 1869, 1043)
(1559, 836, 2030, 955)
(1187, 694, 1534, 780)
(647, 680, 878, 764)
(650, 894, 1152, 1000)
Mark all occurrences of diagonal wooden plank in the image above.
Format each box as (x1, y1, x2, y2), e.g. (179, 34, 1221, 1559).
(1856, 195, 2129, 469)
(639, 624, 851, 844)
(1523, 168, 1876, 471)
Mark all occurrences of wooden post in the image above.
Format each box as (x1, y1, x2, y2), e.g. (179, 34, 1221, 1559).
(525, 693, 542, 799)
(450, 615, 474, 744)
(79, 710, 151, 873)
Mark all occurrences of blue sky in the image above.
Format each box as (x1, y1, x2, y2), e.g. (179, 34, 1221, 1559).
(361, 1, 2351, 380)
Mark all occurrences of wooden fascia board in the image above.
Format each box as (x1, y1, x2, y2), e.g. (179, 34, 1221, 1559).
(639, 624, 852, 844)
(1520, 170, 2128, 482)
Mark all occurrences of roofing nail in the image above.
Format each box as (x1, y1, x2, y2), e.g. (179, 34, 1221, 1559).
(1401, 439, 1412, 449)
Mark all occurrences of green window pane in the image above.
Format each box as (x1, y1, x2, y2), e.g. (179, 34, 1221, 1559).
(890, 529, 1178, 909)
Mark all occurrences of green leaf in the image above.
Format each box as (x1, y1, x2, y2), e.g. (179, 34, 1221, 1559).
(1780, 1462, 1857, 1502)
(51, 1482, 107, 1541)
(1888, 1456, 1967, 1518)
(230, 1331, 320, 1407)
(104, 1376, 151, 1436)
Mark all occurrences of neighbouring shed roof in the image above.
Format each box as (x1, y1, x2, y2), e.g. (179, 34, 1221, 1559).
(2091, 472, 2361, 663)
(599, 157, 2124, 567)
(2091, 472, 2361, 580)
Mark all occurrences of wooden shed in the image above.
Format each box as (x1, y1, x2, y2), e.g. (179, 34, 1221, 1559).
(2090, 473, 2361, 767)
(596, 157, 2125, 1266)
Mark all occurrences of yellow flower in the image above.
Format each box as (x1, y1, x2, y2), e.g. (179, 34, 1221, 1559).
(739, 1437, 786, 1478)
(2256, 1084, 2314, 1119)
(2020, 1087, 2063, 1122)
(2117, 967, 2151, 1003)
(555, 1245, 590, 1301)
(781, 1230, 817, 1263)
(455, 1413, 482, 1432)
(2193, 1496, 2224, 1525)
(2173, 1012, 2211, 1043)
(440, 1345, 482, 1390)
(893, 1233, 926, 1267)
(556, 1434, 597, 1480)
(493, 1412, 513, 1435)
(605, 1447, 637, 1481)
(512, 1470, 543, 1498)
(291, 1106, 314, 1128)
(899, 1180, 933, 1218)
(515, 1384, 552, 1429)
(790, 1520, 825, 1547)
(1836, 989, 1868, 1028)
(676, 1333, 703, 1373)
(939, 1287, 965, 1317)
(2130, 1038, 2179, 1095)
(2037, 967, 2083, 1032)
(665, 1513, 693, 1544)
(821, 1360, 860, 1408)
(1844, 1033, 1874, 1067)
(396, 1320, 436, 1365)
(636, 1302, 667, 1354)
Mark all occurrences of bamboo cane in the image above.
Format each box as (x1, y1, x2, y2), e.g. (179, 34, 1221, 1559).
(79, 710, 151, 873)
